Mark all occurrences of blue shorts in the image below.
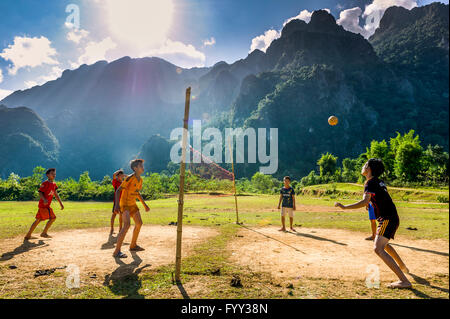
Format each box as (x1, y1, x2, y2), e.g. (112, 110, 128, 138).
(368, 203, 376, 220)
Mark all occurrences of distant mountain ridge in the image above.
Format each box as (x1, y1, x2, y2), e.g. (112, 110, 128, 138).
(0, 3, 448, 179)
(0, 105, 59, 178)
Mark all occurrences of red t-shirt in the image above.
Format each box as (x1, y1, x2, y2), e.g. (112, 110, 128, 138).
(38, 180, 58, 208)
(112, 178, 122, 202)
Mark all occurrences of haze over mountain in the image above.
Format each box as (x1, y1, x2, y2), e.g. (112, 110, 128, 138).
(1, 3, 448, 179)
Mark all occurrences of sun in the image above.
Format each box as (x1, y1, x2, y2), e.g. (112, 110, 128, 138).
(106, 0, 174, 48)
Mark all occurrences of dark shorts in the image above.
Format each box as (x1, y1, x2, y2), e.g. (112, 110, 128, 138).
(377, 217, 399, 240)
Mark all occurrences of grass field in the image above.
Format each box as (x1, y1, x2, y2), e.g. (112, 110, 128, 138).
(0, 184, 448, 299)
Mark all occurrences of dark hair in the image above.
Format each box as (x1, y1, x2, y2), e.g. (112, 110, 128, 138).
(130, 159, 145, 171)
(46, 168, 56, 175)
(283, 176, 291, 181)
(116, 169, 124, 175)
(367, 158, 385, 177)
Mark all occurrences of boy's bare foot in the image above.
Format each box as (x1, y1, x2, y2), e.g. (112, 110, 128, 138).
(365, 236, 375, 241)
(278, 228, 286, 232)
(387, 280, 412, 289)
(113, 251, 127, 259)
(129, 245, 145, 252)
(40, 233, 52, 238)
(290, 228, 296, 232)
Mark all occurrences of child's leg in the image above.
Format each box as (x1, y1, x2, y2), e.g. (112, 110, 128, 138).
(374, 235, 410, 286)
(25, 219, 41, 239)
(385, 244, 409, 273)
(119, 213, 123, 232)
(41, 218, 56, 236)
(279, 215, 286, 231)
(370, 220, 377, 237)
(289, 217, 295, 231)
(110, 213, 116, 232)
(113, 210, 131, 256)
(129, 211, 143, 250)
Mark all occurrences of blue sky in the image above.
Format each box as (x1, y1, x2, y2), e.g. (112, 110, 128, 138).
(0, 0, 447, 98)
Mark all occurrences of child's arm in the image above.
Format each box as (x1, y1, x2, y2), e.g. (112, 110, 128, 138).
(292, 194, 296, 210)
(277, 194, 283, 209)
(55, 191, 64, 210)
(335, 193, 371, 210)
(113, 186, 122, 212)
(137, 192, 150, 212)
(39, 191, 48, 205)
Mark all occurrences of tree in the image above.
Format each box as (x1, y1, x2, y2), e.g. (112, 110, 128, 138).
(317, 153, 337, 178)
(366, 140, 394, 179)
(342, 158, 358, 182)
(422, 145, 449, 183)
(394, 142, 423, 182)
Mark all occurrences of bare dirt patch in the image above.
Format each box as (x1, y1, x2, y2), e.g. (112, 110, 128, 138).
(0, 225, 217, 281)
(228, 226, 449, 282)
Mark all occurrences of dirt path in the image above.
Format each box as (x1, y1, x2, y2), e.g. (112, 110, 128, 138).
(228, 226, 449, 282)
(0, 225, 217, 279)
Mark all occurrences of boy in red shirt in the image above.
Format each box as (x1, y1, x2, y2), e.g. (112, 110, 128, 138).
(25, 168, 64, 240)
(110, 169, 125, 234)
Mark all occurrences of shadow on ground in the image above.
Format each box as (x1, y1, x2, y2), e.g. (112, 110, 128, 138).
(103, 252, 151, 299)
(0, 239, 48, 261)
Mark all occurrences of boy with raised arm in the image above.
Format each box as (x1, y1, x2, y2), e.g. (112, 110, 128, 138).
(25, 168, 64, 240)
(113, 159, 150, 258)
(335, 158, 411, 289)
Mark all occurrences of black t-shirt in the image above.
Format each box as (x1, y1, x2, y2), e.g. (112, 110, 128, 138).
(280, 187, 295, 208)
(364, 177, 398, 220)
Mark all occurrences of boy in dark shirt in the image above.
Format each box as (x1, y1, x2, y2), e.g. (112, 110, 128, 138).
(335, 158, 411, 289)
(277, 176, 296, 232)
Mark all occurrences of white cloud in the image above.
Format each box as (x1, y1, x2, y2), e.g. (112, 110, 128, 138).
(203, 37, 216, 47)
(24, 80, 38, 88)
(284, 8, 331, 25)
(23, 66, 64, 89)
(67, 29, 90, 44)
(362, 0, 417, 37)
(249, 29, 281, 53)
(141, 39, 206, 68)
(0, 69, 3, 83)
(0, 36, 59, 75)
(65, 22, 89, 44)
(0, 88, 12, 100)
(75, 37, 117, 67)
(249, 8, 332, 53)
(337, 7, 370, 37)
(0, 88, 13, 100)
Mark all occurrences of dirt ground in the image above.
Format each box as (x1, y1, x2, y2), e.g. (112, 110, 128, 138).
(0, 225, 217, 280)
(228, 226, 449, 282)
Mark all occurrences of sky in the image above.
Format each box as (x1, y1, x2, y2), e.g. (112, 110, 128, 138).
(0, 0, 447, 99)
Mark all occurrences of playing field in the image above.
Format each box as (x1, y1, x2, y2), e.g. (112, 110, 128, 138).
(0, 187, 448, 299)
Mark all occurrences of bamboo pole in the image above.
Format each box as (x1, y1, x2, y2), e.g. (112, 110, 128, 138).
(228, 137, 239, 224)
(175, 87, 191, 283)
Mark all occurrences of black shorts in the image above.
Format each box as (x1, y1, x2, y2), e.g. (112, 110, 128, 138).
(377, 217, 399, 240)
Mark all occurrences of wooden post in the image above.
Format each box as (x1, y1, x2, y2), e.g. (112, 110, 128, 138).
(228, 137, 239, 224)
(175, 87, 191, 283)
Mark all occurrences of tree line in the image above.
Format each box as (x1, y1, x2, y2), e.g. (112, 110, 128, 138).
(0, 130, 447, 201)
